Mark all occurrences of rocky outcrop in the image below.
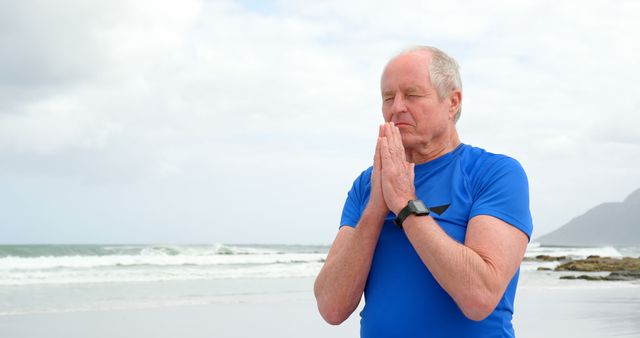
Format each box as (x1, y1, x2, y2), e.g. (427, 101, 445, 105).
(554, 256, 640, 281)
(527, 254, 640, 281)
(524, 255, 567, 262)
(560, 271, 640, 281)
(555, 256, 640, 272)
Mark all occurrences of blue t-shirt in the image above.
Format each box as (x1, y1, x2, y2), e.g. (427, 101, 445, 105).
(340, 144, 533, 338)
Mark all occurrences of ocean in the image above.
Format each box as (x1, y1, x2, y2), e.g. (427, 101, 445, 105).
(1, 243, 639, 317)
(0, 243, 327, 316)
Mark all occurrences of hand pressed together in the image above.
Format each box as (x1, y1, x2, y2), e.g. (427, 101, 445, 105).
(368, 122, 416, 215)
(367, 124, 389, 217)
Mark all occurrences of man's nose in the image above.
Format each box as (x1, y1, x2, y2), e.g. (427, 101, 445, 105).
(391, 95, 408, 116)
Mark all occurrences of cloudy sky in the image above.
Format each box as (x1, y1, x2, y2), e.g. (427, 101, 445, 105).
(1, 0, 639, 244)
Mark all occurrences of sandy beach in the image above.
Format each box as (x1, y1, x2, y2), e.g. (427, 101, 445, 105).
(1, 277, 639, 338)
(515, 285, 640, 338)
(0, 284, 360, 338)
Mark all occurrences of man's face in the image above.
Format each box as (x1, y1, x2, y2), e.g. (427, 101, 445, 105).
(380, 52, 457, 150)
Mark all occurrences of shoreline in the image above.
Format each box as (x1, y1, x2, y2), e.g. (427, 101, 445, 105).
(2, 244, 640, 337)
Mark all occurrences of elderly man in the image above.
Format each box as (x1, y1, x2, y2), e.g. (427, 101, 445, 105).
(314, 46, 533, 338)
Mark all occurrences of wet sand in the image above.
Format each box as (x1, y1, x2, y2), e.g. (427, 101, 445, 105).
(1, 282, 639, 338)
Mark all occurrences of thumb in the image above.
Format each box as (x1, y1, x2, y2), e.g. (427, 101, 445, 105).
(410, 163, 415, 182)
(373, 138, 382, 171)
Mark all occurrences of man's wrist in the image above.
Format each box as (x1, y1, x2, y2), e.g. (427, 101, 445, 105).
(363, 204, 389, 220)
(394, 199, 430, 228)
(401, 212, 432, 231)
(392, 196, 416, 215)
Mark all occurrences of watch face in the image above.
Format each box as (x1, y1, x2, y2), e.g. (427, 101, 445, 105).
(411, 200, 429, 213)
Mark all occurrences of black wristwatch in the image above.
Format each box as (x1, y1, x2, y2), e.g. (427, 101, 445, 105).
(394, 199, 430, 228)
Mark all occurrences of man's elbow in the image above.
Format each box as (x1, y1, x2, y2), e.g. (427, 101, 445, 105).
(314, 282, 352, 325)
(458, 293, 500, 322)
(318, 305, 351, 325)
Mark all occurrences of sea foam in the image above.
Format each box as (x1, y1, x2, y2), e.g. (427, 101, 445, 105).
(0, 244, 327, 286)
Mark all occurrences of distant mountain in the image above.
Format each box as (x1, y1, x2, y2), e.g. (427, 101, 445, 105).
(536, 188, 640, 247)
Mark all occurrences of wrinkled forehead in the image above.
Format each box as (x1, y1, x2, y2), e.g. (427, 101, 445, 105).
(380, 51, 433, 90)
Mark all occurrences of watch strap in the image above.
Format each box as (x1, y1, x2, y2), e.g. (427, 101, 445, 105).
(394, 200, 430, 228)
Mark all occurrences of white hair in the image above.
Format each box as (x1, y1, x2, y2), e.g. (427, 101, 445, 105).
(394, 46, 463, 122)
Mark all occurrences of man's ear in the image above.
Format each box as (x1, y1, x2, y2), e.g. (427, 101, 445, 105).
(448, 90, 462, 119)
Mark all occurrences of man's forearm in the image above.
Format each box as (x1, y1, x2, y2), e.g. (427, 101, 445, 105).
(401, 214, 519, 321)
(314, 208, 386, 325)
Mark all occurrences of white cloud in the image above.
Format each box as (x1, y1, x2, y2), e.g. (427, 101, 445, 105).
(1, 0, 639, 243)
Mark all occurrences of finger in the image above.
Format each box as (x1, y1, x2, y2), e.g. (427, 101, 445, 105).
(398, 131, 408, 162)
(382, 123, 389, 141)
(389, 123, 400, 146)
(389, 124, 404, 162)
(374, 124, 384, 170)
(394, 124, 402, 146)
(389, 122, 399, 146)
(380, 136, 391, 164)
(385, 122, 397, 146)
(386, 123, 404, 164)
(374, 137, 382, 173)
(383, 125, 396, 158)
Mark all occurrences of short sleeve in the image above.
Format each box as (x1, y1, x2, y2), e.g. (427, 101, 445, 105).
(469, 156, 533, 240)
(340, 168, 372, 228)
